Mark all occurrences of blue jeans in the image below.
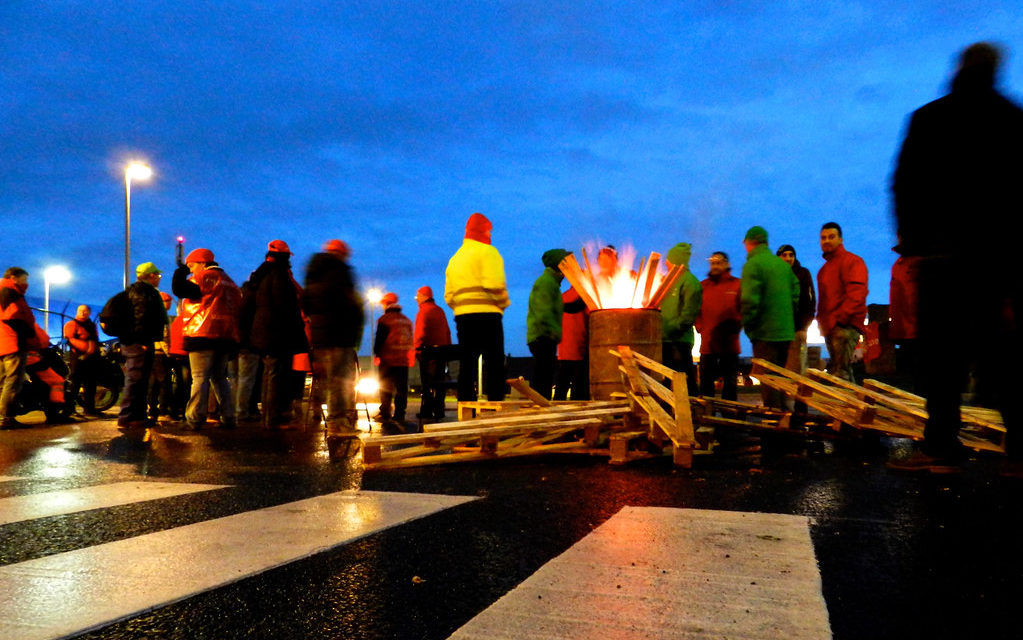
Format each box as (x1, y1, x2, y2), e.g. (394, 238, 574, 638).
(825, 326, 859, 383)
(118, 343, 154, 425)
(187, 349, 235, 425)
(234, 349, 260, 419)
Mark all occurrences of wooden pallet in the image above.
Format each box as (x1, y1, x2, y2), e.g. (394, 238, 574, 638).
(752, 358, 1006, 453)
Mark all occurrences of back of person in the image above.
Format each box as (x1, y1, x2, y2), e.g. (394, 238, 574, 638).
(378, 309, 414, 367)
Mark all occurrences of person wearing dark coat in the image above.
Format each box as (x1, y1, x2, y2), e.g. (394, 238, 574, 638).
(526, 249, 569, 400)
(776, 244, 816, 415)
(889, 42, 1023, 473)
(302, 239, 364, 435)
(413, 285, 452, 420)
(240, 240, 308, 428)
(117, 262, 169, 429)
(374, 293, 414, 424)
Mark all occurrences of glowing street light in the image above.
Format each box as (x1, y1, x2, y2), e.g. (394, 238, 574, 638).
(124, 161, 153, 289)
(365, 287, 384, 370)
(43, 265, 72, 335)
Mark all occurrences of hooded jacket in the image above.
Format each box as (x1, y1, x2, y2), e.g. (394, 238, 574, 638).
(740, 244, 799, 342)
(526, 267, 564, 344)
(558, 288, 588, 361)
(660, 262, 702, 345)
(790, 258, 816, 332)
(445, 238, 510, 316)
(121, 280, 168, 346)
(0, 277, 36, 356)
(414, 298, 451, 351)
(816, 245, 868, 335)
(241, 255, 308, 356)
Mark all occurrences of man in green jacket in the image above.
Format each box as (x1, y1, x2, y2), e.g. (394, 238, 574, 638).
(527, 249, 569, 399)
(741, 226, 799, 410)
(661, 243, 702, 397)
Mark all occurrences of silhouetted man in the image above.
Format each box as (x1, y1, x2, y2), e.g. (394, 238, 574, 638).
(889, 42, 1023, 473)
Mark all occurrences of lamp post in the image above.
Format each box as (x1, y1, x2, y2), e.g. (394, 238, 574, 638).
(365, 288, 383, 369)
(124, 162, 153, 289)
(43, 265, 72, 336)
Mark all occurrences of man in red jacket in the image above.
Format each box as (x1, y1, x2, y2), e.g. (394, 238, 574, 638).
(1, 267, 38, 429)
(554, 287, 589, 401)
(374, 292, 414, 426)
(413, 286, 451, 420)
(816, 222, 868, 382)
(64, 304, 101, 416)
(695, 252, 741, 400)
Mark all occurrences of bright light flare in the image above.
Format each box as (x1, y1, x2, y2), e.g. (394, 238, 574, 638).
(365, 288, 384, 306)
(356, 376, 379, 395)
(43, 265, 72, 285)
(582, 242, 665, 309)
(125, 162, 153, 181)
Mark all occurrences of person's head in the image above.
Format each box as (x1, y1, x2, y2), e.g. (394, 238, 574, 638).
(743, 226, 768, 254)
(465, 213, 492, 244)
(820, 222, 843, 255)
(955, 41, 1002, 88)
(185, 248, 215, 274)
(266, 239, 293, 265)
(323, 239, 350, 259)
(415, 286, 433, 305)
(542, 249, 570, 274)
(381, 292, 399, 309)
(135, 262, 162, 287)
(776, 244, 797, 266)
(665, 243, 692, 269)
(3, 267, 28, 289)
(597, 246, 618, 276)
(75, 304, 91, 321)
(707, 251, 730, 276)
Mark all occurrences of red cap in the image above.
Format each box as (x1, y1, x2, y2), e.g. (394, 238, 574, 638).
(323, 239, 350, 258)
(268, 239, 291, 254)
(185, 248, 215, 264)
(465, 212, 492, 244)
(415, 286, 433, 302)
(381, 292, 399, 307)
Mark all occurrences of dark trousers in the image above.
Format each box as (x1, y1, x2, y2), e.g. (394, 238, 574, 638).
(147, 352, 169, 419)
(118, 343, 154, 425)
(528, 337, 557, 400)
(418, 355, 446, 419)
(698, 353, 739, 401)
(662, 342, 699, 397)
(918, 256, 1021, 458)
(455, 313, 505, 401)
(167, 355, 190, 418)
(261, 354, 293, 426)
(751, 340, 791, 411)
(68, 353, 100, 412)
(554, 358, 589, 401)
(379, 364, 409, 421)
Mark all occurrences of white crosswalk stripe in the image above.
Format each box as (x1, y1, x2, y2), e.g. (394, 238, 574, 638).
(0, 476, 26, 483)
(449, 506, 832, 640)
(0, 489, 476, 640)
(0, 481, 229, 526)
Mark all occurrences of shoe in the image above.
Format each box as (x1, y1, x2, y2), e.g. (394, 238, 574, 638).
(886, 449, 962, 474)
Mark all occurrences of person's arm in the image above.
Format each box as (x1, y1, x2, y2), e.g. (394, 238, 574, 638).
(172, 265, 202, 300)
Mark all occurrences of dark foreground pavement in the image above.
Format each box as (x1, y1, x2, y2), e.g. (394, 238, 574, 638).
(1, 409, 1022, 640)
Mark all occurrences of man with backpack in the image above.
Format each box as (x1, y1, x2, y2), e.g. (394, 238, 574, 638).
(103, 262, 167, 430)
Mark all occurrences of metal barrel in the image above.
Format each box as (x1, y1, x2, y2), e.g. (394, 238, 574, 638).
(587, 308, 662, 400)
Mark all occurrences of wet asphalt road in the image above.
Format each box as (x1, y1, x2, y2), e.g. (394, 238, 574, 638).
(2, 406, 1022, 640)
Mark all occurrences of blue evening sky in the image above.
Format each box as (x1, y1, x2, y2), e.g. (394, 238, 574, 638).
(3, 2, 1021, 354)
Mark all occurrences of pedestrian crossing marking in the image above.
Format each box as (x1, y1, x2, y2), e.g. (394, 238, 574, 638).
(0, 476, 26, 484)
(448, 506, 832, 640)
(0, 481, 230, 526)
(0, 490, 476, 640)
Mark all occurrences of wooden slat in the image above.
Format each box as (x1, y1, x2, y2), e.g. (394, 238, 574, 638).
(752, 358, 876, 423)
(807, 369, 930, 421)
(648, 263, 686, 308)
(506, 377, 552, 407)
(558, 254, 601, 311)
(641, 253, 660, 308)
(424, 406, 627, 434)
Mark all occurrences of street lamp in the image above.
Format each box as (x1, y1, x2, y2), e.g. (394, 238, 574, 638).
(365, 287, 383, 366)
(124, 161, 153, 289)
(43, 265, 72, 336)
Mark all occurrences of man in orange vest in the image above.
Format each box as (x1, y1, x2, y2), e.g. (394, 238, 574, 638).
(64, 304, 101, 416)
(374, 293, 414, 426)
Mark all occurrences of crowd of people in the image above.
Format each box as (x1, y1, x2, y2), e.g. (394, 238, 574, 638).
(2, 43, 1021, 479)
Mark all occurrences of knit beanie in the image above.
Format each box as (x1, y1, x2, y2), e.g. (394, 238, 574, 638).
(666, 243, 692, 268)
(776, 244, 795, 257)
(542, 249, 570, 269)
(464, 213, 492, 244)
(184, 248, 214, 264)
(744, 226, 768, 244)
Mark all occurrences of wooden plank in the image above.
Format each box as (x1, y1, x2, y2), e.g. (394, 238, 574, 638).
(807, 369, 930, 421)
(365, 441, 592, 470)
(365, 418, 604, 446)
(558, 254, 601, 312)
(672, 370, 696, 444)
(626, 349, 679, 381)
(580, 247, 604, 309)
(864, 378, 1006, 433)
(630, 256, 646, 308)
(752, 358, 876, 422)
(506, 377, 552, 407)
(423, 406, 628, 434)
(648, 263, 686, 308)
(641, 253, 660, 308)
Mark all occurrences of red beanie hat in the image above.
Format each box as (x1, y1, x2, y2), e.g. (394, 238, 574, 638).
(268, 239, 292, 254)
(323, 239, 350, 258)
(185, 248, 215, 264)
(464, 212, 492, 244)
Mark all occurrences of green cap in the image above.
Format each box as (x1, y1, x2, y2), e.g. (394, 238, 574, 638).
(135, 262, 162, 277)
(542, 249, 570, 269)
(744, 226, 768, 244)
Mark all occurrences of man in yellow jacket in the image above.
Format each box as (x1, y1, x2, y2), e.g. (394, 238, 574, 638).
(445, 213, 510, 401)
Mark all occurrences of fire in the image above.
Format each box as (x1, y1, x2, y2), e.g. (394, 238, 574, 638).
(558, 245, 686, 311)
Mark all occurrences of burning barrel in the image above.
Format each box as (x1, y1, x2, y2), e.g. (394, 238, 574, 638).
(588, 308, 661, 400)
